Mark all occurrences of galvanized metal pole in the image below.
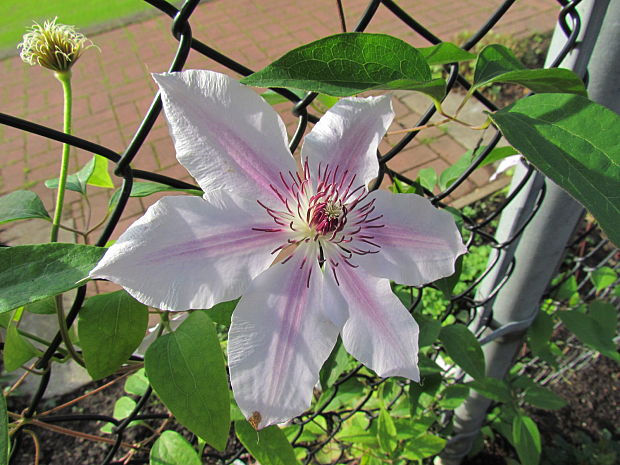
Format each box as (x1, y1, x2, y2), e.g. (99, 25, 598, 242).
(438, 0, 617, 462)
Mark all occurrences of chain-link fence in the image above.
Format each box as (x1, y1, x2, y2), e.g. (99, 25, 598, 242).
(1, 0, 617, 464)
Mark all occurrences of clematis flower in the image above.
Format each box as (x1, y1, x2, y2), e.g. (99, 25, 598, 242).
(90, 70, 467, 429)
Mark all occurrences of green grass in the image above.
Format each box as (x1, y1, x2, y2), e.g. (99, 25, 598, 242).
(0, 0, 159, 52)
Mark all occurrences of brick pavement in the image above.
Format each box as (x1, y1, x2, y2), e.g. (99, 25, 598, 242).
(0, 0, 558, 244)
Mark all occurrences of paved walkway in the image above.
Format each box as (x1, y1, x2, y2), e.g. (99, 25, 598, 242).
(0, 0, 558, 244)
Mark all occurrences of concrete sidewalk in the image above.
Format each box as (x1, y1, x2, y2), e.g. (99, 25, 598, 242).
(0, 0, 557, 244)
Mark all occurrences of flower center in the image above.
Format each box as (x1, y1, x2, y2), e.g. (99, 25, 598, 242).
(253, 161, 385, 284)
(310, 199, 344, 235)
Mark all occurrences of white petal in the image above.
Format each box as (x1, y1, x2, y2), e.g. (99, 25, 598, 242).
(334, 264, 420, 381)
(355, 190, 467, 286)
(228, 243, 344, 429)
(301, 96, 394, 189)
(153, 70, 296, 203)
(90, 191, 288, 311)
(489, 154, 523, 181)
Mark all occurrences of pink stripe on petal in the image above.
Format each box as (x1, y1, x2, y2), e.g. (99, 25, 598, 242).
(229, 243, 344, 429)
(302, 96, 394, 189)
(90, 193, 287, 311)
(354, 190, 467, 286)
(336, 265, 420, 381)
(154, 71, 295, 203)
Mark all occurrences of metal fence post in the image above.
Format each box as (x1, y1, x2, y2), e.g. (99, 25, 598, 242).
(438, 0, 617, 462)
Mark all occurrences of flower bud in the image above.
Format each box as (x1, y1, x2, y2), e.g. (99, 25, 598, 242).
(18, 17, 95, 72)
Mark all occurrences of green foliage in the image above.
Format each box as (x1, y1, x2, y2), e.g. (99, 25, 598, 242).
(512, 415, 541, 465)
(542, 429, 620, 465)
(241, 33, 446, 102)
(100, 396, 142, 434)
(0, 190, 50, 224)
(419, 42, 476, 65)
(235, 421, 300, 465)
(108, 182, 202, 211)
(150, 431, 202, 465)
(45, 155, 113, 194)
(590, 267, 617, 292)
(124, 368, 149, 397)
(490, 93, 620, 247)
(0, 393, 7, 465)
(377, 407, 398, 453)
(439, 324, 486, 380)
(3, 309, 40, 372)
(145, 311, 230, 451)
(0, 243, 106, 313)
(466, 377, 512, 403)
(473, 45, 586, 95)
(205, 298, 239, 327)
(559, 307, 620, 362)
(78, 290, 148, 380)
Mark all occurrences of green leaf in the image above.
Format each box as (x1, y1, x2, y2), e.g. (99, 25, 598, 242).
(417, 167, 437, 192)
(409, 373, 442, 413)
(100, 396, 140, 434)
(589, 301, 617, 341)
(0, 190, 50, 224)
(402, 433, 446, 460)
(522, 386, 566, 410)
(434, 255, 463, 298)
(420, 42, 476, 66)
(438, 384, 470, 409)
(78, 290, 148, 380)
(416, 314, 441, 348)
(438, 146, 518, 191)
(512, 415, 541, 465)
(0, 243, 106, 314)
(555, 275, 578, 301)
(206, 298, 239, 327)
(559, 309, 620, 361)
(377, 407, 397, 453)
(24, 297, 57, 315)
(474, 44, 524, 83)
(87, 156, 114, 188)
(260, 89, 306, 105)
(439, 324, 486, 379)
(473, 45, 586, 95)
(319, 337, 349, 389)
(125, 368, 149, 397)
(527, 311, 557, 367)
(235, 420, 300, 465)
(241, 33, 444, 100)
(3, 319, 40, 372)
(466, 377, 512, 402)
(150, 430, 201, 465)
(46, 156, 114, 194)
(0, 393, 8, 465)
(145, 311, 230, 450)
(590, 267, 617, 292)
(108, 182, 202, 211)
(45, 158, 93, 194)
(490, 93, 620, 246)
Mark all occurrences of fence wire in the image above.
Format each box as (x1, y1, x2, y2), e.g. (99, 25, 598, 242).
(0, 0, 617, 464)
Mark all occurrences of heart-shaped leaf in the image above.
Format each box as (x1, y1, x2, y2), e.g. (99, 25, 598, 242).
(145, 311, 230, 450)
(0, 244, 106, 313)
(0, 190, 50, 224)
(473, 45, 586, 95)
(241, 33, 444, 101)
(490, 93, 620, 246)
(79, 290, 148, 380)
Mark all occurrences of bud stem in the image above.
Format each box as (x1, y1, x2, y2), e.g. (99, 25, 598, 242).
(50, 70, 72, 243)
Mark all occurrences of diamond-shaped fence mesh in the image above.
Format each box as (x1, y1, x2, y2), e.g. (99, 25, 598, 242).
(0, 0, 617, 464)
